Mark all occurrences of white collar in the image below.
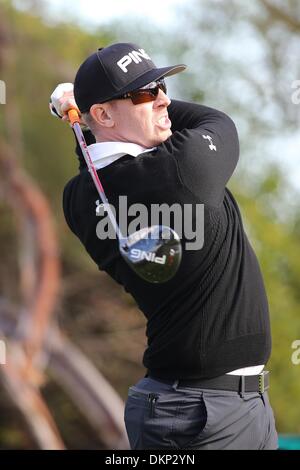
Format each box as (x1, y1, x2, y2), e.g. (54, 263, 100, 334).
(87, 141, 156, 170)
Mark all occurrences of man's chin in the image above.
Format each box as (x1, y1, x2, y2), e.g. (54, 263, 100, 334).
(154, 129, 172, 146)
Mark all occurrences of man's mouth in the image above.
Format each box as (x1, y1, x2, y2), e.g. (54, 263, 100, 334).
(157, 115, 171, 130)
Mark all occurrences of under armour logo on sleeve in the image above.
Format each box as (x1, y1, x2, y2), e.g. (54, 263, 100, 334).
(202, 134, 217, 151)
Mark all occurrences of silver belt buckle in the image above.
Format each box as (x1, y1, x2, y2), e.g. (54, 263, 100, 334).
(258, 371, 269, 394)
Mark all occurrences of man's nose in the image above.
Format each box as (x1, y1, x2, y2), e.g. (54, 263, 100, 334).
(154, 89, 171, 107)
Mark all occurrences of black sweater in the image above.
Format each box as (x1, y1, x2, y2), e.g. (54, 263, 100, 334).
(63, 99, 271, 379)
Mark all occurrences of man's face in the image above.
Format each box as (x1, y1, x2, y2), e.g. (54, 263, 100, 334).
(107, 86, 172, 148)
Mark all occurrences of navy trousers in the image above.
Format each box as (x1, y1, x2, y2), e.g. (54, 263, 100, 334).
(124, 376, 278, 450)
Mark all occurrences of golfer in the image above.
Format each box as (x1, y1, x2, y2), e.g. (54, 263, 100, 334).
(50, 42, 278, 450)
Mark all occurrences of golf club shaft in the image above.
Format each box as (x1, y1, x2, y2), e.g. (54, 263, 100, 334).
(68, 109, 125, 241)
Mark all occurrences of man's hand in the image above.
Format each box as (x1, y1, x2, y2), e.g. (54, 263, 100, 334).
(49, 83, 87, 128)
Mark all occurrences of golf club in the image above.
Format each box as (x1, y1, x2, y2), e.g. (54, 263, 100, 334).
(67, 109, 182, 283)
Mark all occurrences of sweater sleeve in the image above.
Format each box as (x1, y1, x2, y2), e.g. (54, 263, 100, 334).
(166, 99, 239, 207)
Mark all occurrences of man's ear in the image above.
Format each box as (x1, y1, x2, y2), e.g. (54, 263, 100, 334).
(90, 104, 114, 128)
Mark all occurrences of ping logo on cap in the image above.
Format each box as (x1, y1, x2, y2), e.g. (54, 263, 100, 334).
(117, 49, 152, 73)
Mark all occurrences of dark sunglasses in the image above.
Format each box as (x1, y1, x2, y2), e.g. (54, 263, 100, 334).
(118, 79, 167, 105)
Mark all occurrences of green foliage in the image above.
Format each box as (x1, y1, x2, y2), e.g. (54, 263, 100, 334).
(232, 179, 300, 432)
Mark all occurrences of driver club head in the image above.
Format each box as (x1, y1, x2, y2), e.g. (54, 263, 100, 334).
(119, 225, 182, 283)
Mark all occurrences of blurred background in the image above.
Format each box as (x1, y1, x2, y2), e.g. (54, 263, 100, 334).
(0, 0, 299, 450)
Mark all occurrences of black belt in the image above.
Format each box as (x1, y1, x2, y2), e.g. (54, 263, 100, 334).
(147, 371, 269, 395)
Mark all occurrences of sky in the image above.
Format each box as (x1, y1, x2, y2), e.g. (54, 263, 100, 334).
(13, 0, 184, 28)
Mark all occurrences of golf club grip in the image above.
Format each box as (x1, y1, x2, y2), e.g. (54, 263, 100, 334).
(68, 109, 80, 125)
